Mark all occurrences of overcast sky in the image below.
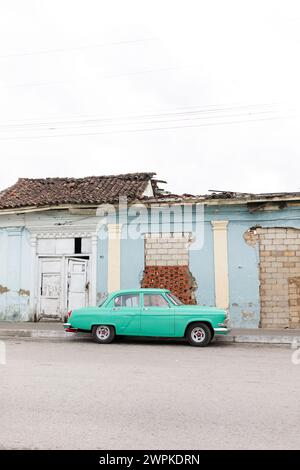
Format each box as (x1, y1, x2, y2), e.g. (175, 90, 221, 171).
(0, 0, 299, 195)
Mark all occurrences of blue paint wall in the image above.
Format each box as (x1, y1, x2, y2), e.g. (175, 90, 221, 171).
(120, 229, 144, 289)
(204, 203, 300, 327)
(189, 222, 215, 307)
(0, 227, 31, 320)
(227, 222, 260, 328)
(1, 202, 300, 325)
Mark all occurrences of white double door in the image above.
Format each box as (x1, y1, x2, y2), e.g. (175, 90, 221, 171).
(38, 257, 89, 320)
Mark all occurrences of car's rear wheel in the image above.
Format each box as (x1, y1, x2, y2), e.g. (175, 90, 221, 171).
(186, 322, 212, 347)
(92, 325, 115, 344)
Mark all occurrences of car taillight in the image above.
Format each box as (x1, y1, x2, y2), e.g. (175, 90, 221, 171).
(68, 310, 72, 318)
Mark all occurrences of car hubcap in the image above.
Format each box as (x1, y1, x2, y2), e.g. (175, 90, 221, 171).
(96, 326, 110, 340)
(191, 327, 206, 343)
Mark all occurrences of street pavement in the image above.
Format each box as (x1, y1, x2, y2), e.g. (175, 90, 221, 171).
(1, 321, 300, 345)
(1, 337, 300, 450)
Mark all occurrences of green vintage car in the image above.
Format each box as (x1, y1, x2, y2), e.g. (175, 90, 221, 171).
(64, 288, 230, 347)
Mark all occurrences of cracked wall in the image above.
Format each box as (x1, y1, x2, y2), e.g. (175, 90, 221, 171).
(0, 227, 31, 321)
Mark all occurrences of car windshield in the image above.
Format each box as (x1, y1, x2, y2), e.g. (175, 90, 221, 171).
(166, 293, 183, 306)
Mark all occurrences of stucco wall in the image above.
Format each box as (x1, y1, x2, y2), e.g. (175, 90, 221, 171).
(120, 228, 144, 290)
(1, 203, 300, 327)
(189, 222, 215, 307)
(0, 227, 31, 321)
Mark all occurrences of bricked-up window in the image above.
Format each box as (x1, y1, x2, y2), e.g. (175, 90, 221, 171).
(141, 266, 197, 305)
(144, 294, 170, 308)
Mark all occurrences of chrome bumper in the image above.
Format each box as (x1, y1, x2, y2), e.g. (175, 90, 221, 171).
(214, 327, 231, 334)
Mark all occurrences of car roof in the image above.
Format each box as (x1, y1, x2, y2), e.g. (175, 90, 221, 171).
(111, 288, 170, 295)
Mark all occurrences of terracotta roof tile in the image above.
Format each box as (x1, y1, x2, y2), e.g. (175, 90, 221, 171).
(0, 172, 156, 209)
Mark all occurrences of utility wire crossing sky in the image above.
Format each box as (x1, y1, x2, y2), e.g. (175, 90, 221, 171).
(0, 0, 299, 195)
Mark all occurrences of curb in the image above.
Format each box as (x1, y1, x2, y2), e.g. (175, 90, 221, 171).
(0, 329, 300, 345)
(215, 334, 300, 345)
(0, 329, 70, 339)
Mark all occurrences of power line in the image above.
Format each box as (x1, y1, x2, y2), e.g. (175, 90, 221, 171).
(0, 109, 284, 134)
(0, 114, 292, 141)
(0, 65, 191, 89)
(0, 103, 282, 130)
(0, 102, 279, 126)
(0, 37, 158, 59)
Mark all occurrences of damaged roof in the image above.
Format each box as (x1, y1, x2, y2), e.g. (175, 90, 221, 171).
(0, 172, 158, 210)
(147, 189, 300, 205)
(0, 172, 299, 211)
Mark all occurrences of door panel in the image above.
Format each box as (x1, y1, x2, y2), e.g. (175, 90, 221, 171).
(39, 259, 62, 319)
(67, 258, 88, 311)
(141, 294, 175, 336)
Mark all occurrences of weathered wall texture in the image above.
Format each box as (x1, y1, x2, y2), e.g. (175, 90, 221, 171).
(258, 227, 300, 328)
(0, 227, 31, 321)
(141, 233, 196, 304)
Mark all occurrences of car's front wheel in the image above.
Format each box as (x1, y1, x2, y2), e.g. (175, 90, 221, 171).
(92, 325, 115, 344)
(186, 322, 212, 347)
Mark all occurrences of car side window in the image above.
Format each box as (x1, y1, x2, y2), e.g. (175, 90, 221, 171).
(114, 294, 140, 308)
(144, 294, 170, 308)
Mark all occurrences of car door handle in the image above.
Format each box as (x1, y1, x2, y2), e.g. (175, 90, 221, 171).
(113, 307, 120, 311)
(143, 307, 149, 310)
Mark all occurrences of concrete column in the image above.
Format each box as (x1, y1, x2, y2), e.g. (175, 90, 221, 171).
(90, 235, 98, 305)
(211, 220, 229, 309)
(107, 224, 122, 292)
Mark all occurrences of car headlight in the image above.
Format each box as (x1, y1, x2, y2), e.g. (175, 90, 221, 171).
(218, 309, 230, 327)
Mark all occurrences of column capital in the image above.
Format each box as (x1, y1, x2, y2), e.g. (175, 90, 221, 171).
(211, 220, 228, 231)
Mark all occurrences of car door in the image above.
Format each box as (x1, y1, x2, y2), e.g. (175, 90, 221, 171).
(110, 293, 141, 335)
(141, 293, 175, 337)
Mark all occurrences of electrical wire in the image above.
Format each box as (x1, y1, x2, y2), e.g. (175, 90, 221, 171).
(0, 103, 283, 131)
(0, 109, 283, 134)
(0, 37, 158, 59)
(0, 101, 279, 125)
(0, 114, 293, 141)
(0, 65, 191, 89)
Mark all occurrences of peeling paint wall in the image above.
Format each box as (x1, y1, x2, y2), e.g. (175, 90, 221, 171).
(228, 223, 260, 328)
(0, 227, 31, 321)
(120, 224, 144, 290)
(1, 203, 300, 327)
(189, 222, 215, 307)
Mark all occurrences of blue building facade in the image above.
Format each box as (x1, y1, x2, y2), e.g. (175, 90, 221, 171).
(0, 177, 300, 329)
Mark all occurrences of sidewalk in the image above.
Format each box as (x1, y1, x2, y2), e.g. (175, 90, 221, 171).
(0, 321, 300, 345)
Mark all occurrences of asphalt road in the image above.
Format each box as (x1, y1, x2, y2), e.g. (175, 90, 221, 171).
(1, 337, 300, 450)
